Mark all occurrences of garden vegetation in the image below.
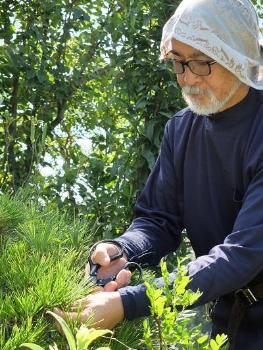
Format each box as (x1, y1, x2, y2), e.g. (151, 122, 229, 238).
(0, 0, 262, 349)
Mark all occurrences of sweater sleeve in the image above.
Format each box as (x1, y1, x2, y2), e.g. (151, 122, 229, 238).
(115, 120, 184, 267)
(118, 159, 263, 320)
(187, 158, 263, 305)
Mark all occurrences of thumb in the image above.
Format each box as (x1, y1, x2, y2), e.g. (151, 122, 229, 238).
(92, 245, 111, 266)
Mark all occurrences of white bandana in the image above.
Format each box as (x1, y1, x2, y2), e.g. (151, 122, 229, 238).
(160, 0, 263, 90)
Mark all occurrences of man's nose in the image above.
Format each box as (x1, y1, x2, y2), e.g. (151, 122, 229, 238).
(179, 66, 202, 86)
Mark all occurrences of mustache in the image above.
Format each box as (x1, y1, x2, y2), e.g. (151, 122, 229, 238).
(182, 86, 208, 96)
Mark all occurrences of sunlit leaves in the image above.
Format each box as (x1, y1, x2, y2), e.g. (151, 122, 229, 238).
(144, 259, 228, 350)
(20, 311, 112, 350)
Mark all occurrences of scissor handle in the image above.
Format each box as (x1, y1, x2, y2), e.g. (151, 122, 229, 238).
(95, 262, 143, 287)
(123, 261, 143, 285)
(88, 240, 143, 287)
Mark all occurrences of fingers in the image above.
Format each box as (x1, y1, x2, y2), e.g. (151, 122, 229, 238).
(54, 292, 124, 330)
(85, 242, 129, 290)
(90, 286, 105, 294)
(116, 269, 131, 287)
(103, 269, 131, 291)
(70, 289, 104, 310)
(92, 243, 121, 267)
(103, 281, 118, 292)
(53, 307, 91, 324)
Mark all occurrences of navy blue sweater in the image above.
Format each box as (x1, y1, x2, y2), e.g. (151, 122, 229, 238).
(116, 88, 263, 322)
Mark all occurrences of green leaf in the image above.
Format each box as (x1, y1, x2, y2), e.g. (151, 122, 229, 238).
(135, 97, 147, 110)
(36, 71, 46, 83)
(141, 148, 155, 170)
(197, 335, 209, 344)
(20, 344, 45, 350)
(210, 339, 219, 350)
(145, 120, 156, 141)
(159, 111, 172, 118)
(73, 8, 90, 21)
(47, 311, 77, 350)
(76, 326, 112, 349)
(215, 334, 228, 348)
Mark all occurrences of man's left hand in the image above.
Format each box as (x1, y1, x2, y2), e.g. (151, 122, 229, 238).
(54, 291, 124, 330)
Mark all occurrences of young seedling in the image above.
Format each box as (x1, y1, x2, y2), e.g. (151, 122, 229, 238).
(20, 311, 112, 350)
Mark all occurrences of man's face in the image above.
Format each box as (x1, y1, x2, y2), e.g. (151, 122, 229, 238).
(166, 39, 248, 115)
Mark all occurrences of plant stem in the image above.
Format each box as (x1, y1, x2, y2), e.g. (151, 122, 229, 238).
(103, 335, 137, 350)
(156, 316, 164, 350)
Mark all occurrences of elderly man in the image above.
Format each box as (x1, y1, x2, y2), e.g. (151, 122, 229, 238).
(58, 0, 263, 349)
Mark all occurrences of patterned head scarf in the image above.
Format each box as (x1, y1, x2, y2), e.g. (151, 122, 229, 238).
(160, 0, 263, 90)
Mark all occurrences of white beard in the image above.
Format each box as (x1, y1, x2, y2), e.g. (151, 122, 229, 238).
(182, 80, 242, 116)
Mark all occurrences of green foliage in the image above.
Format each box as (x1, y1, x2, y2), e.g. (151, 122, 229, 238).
(0, 0, 185, 241)
(0, 0, 109, 191)
(20, 311, 112, 350)
(252, 0, 263, 22)
(0, 0, 262, 238)
(143, 259, 228, 350)
(0, 318, 47, 350)
(0, 194, 28, 234)
(0, 192, 144, 350)
(111, 320, 143, 350)
(0, 193, 94, 349)
(75, 0, 185, 238)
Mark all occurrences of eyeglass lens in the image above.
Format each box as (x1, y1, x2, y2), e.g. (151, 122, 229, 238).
(172, 61, 211, 76)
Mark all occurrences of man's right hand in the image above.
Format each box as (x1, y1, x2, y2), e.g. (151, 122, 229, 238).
(85, 242, 131, 292)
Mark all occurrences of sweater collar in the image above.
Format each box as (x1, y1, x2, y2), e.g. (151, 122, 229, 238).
(203, 88, 262, 129)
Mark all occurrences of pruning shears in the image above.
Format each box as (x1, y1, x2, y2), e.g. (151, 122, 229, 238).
(88, 239, 143, 287)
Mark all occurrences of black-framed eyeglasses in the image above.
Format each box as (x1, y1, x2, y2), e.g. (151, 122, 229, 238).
(168, 59, 217, 76)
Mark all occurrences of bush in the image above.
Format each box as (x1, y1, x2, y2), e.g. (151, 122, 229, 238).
(0, 193, 93, 349)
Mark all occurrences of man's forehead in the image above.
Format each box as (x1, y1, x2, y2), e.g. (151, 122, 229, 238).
(166, 39, 210, 59)
(167, 49, 210, 59)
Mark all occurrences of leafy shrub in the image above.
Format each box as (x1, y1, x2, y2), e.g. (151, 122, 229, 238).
(143, 260, 228, 350)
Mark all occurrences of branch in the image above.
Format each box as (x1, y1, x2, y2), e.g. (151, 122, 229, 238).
(50, 2, 112, 132)
(55, 0, 79, 70)
(49, 99, 67, 132)
(7, 73, 20, 191)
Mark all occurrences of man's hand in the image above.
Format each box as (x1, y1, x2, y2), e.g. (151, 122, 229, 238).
(86, 242, 131, 292)
(54, 291, 124, 330)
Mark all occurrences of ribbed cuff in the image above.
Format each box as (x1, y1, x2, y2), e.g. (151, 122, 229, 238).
(119, 284, 151, 320)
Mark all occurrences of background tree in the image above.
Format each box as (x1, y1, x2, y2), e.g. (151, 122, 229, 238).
(0, 0, 183, 239)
